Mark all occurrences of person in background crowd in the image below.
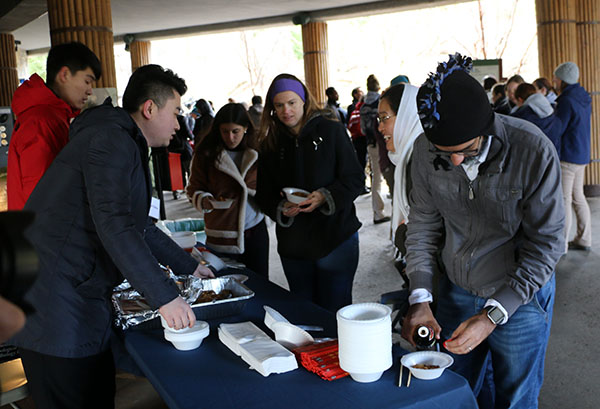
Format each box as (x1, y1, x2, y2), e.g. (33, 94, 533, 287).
(533, 77, 558, 106)
(7, 42, 101, 210)
(361, 74, 391, 224)
(390, 74, 410, 86)
(553, 61, 593, 252)
(256, 73, 363, 312)
(403, 53, 564, 409)
(347, 87, 363, 117)
(9, 64, 214, 409)
(378, 83, 423, 278)
(186, 103, 269, 277)
(347, 89, 369, 195)
(512, 83, 561, 154)
(491, 83, 511, 115)
(325, 86, 347, 123)
(505, 74, 525, 112)
(192, 98, 214, 146)
(482, 75, 498, 102)
(247, 95, 263, 128)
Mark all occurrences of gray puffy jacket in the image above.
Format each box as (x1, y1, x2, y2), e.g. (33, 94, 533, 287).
(406, 114, 565, 318)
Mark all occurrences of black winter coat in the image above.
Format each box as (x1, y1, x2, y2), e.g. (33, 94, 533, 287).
(256, 114, 363, 260)
(11, 99, 197, 358)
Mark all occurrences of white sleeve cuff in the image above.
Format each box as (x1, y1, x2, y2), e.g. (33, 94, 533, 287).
(409, 288, 433, 305)
(484, 298, 509, 325)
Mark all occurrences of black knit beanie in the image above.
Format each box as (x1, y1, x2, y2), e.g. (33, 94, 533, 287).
(417, 53, 495, 146)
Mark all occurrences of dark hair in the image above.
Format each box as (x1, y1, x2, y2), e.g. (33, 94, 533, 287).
(367, 74, 380, 92)
(506, 74, 525, 87)
(251, 95, 262, 105)
(122, 64, 187, 113)
(533, 77, 556, 95)
(380, 84, 406, 115)
(258, 73, 322, 152)
(195, 99, 212, 115)
(514, 83, 537, 102)
(483, 76, 498, 91)
(325, 87, 336, 96)
(46, 42, 101, 87)
(492, 83, 506, 97)
(196, 103, 257, 166)
(351, 87, 362, 99)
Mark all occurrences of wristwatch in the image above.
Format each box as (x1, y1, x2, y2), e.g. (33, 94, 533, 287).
(484, 306, 505, 325)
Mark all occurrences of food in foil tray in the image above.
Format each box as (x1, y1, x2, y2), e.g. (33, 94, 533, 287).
(112, 267, 254, 330)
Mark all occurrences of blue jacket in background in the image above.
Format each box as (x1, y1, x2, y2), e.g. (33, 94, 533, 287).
(512, 92, 562, 155)
(554, 83, 591, 164)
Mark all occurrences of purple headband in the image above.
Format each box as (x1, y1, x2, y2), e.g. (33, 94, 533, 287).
(269, 78, 306, 102)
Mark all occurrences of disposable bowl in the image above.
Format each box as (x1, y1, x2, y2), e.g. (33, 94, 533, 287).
(163, 321, 210, 351)
(282, 187, 310, 204)
(348, 371, 384, 383)
(271, 321, 314, 349)
(170, 231, 196, 249)
(264, 305, 290, 330)
(208, 198, 234, 209)
(401, 351, 454, 380)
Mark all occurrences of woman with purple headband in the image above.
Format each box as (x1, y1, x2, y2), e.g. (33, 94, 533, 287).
(256, 73, 364, 312)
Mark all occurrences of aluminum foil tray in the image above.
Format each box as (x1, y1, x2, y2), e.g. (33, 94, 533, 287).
(112, 276, 254, 330)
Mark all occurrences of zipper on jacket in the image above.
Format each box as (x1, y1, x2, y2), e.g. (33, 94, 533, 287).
(468, 181, 474, 200)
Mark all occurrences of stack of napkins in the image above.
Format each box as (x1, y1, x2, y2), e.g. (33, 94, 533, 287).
(218, 322, 298, 377)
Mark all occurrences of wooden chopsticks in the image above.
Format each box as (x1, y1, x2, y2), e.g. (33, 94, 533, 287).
(398, 362, 412, 388)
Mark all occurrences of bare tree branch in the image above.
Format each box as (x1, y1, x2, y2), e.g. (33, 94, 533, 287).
(497, 0, 520, 58)
(516, 33, 536, 73)
(478, 0, 487, 59)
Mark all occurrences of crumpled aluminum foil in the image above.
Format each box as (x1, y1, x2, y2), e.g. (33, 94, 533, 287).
(111, 265, 253, 330)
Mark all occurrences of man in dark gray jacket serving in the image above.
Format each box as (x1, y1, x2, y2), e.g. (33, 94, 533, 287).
(401, 54, 564, 409)
(11, 65, 214, 409)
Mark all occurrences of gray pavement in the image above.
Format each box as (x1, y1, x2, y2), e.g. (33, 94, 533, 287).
(111, 191, 600, 409)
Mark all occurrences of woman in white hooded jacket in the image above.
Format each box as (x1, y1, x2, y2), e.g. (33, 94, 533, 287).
(377, 83, 424, 257)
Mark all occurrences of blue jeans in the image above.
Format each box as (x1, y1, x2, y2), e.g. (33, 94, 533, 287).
(436, 274, 555, 409)
(280, 232, 359, 313)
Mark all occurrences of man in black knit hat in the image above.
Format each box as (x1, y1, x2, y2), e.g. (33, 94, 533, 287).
(401, 54, 564, 408)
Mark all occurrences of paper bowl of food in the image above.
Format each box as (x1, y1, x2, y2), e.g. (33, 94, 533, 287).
(163, 320, 210, 351)
(208, 197, 234, 209)
(401, 351, 454, 380)
(282, 187, 310, 205)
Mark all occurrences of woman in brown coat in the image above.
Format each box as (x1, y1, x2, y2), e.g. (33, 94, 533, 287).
(186, 103, 269, 276)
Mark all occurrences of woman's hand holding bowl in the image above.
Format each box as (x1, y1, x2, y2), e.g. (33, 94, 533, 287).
(298, 191, 325, 213)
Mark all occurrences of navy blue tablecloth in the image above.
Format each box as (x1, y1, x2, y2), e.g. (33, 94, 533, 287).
(123, 269, 478, 409)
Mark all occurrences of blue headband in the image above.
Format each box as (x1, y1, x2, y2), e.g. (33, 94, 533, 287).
(269, 78, 306, 102)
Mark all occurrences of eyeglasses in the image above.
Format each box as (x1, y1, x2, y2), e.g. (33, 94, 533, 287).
(377, 114, 394, 124)
(429, 136, 483, 159)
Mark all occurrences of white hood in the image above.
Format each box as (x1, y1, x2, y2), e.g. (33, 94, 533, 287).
(387, 84, 424, 234)
(523, 92, 554, 118)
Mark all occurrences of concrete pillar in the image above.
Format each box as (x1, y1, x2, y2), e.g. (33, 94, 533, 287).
(535, 0, 578, 79)
(576, 0, 600, 190)
(0, 33, 19, 107)
(301, 21, 329, 107)
(47, 0, 117, 89)
(129, 40, 151, 72)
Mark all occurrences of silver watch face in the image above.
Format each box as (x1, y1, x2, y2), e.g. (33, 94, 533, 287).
(487, 307, 504, 324)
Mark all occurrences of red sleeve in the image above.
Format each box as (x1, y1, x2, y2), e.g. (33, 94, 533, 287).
(16, 115, 70, 200)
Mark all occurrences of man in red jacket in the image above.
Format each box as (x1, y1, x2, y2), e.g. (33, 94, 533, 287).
(7, 42, 101, 209)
